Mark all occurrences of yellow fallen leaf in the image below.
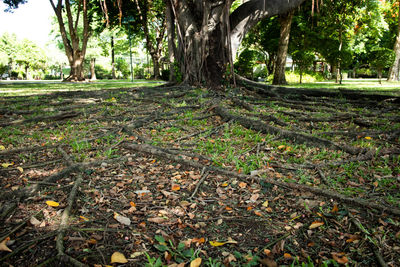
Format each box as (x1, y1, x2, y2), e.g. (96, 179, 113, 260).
(46, 200, 60, 207)
(129, 201, 136, 207)
(17, 167, 24, 173)
(190, 257, 202, 267)
(111, 251, 128, 263)
(278, 145, 286, 150)
(0, 237, 12, 252)
(262, 200, 269, 207)
(364, 136, 372, 140)
(0, 145, 5, 150)
(309, 221, 324, 229)
(209, 241, 226, 247)
(221, 182, 228, 187)
(2, 162, 14, 168)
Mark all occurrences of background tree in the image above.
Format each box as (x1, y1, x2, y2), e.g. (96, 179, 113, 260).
(370, 47, 395, 84)
(96, 0, 166, 80)
(241, 16, 280, 78)
(48, 0, 101, 81)
(0, 32, 18, 77)
(291, 50, 315, 84)
(387, 0, 400, 81)
(14, 39, 46, 79)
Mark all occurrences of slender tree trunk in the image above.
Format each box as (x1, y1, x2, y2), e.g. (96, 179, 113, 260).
(388, 1, 400, 81)
(166, 0, 177, 82)
(25, 65, 30, 80)
(90, 58, 96, 81)
(49, 0, 90, 82)
(60, 64, 64, 80)
(272, 10, 294, 85)
(111, 36, 116, 79)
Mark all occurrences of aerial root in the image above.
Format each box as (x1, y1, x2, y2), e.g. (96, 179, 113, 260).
(124, 141, 400, 217)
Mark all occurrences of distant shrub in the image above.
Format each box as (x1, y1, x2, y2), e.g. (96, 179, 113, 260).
(95, 65, 112, 79)
(268, 71, 324, 84)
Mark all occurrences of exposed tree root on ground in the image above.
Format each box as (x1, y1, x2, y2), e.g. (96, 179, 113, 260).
(0, 83, 399, 266)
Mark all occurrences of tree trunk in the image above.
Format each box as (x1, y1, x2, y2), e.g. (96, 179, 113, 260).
(166, 0, 177, 82)
(272, 10, 294, 85)
(90, 58, 96, 81)
(49, 0, 90, 82)
(134, 0, 166, 80)
(25, 65, 30, 80)
(168, 0, 305, 88)
(151, 53, 161, 80)
(111, 36, 116, 79)
(388, 1, 400, 81)
(60, 64, 64, 80)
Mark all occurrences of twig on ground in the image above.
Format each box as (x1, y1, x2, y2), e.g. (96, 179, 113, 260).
(189, 167, 209, 200)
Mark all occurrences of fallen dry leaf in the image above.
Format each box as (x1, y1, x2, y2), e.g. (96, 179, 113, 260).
(250, 193, 260, 202)
(238, 182, 247, 188)
(172, 184, 181, 191)
(114, 212, 131, 226)
(331, 252, 349, 264)
(283, 253, 292, 259)
(190, 257, 202, 267)
(0, 237, 12, 252)
(30, 216, 41, 226)
(111, 251, 128, 263)
(259, 258, 277, 267)
(331, 204, 339, 213)
(147, 217, 166, 223)
(309, 221, 324, 229)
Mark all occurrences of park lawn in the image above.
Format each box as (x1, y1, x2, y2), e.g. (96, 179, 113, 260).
(0, 79, 164, 96)
(0, 82, 399, 266)
(283, 79, 400, 95)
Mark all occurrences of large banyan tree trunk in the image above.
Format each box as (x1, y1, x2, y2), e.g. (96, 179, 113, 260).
(167, 0, 305, 89)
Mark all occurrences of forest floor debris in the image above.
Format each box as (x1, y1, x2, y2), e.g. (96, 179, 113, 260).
(0, 84, 399, 266)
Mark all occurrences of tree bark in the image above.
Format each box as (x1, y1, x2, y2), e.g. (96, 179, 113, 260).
(272, 10, 294, 85)
(90, 58, 96, 81)
(166, 0, 177, 82)
(388, 1, 400, 81)
(49, 0, 90, 82)
(168, 0, 305, 88)
(111, 35, 116, 79)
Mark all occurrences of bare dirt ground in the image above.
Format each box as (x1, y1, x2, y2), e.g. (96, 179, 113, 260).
(0, 84, 399, 266)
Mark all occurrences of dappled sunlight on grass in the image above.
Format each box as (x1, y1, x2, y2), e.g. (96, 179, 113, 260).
(0, 79, 164, 96)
